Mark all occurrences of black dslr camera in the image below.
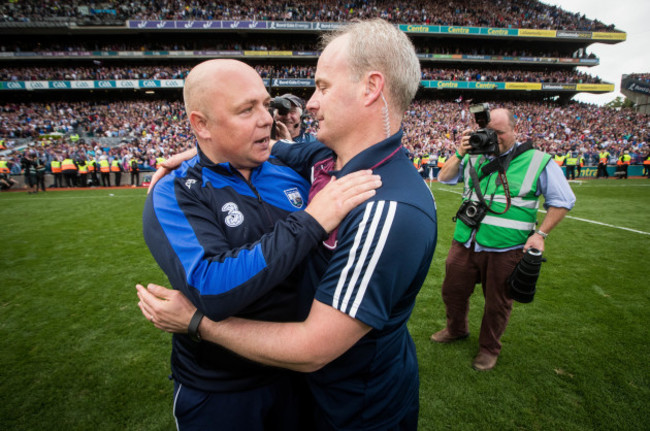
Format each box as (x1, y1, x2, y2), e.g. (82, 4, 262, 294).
(270, 96, 293, 116)
(269, 97, 293, 139)
(468, 103, 499, 155)
(454, 199, 488, 228)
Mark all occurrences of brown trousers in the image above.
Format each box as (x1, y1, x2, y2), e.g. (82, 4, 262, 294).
(441, 240, 523, 356)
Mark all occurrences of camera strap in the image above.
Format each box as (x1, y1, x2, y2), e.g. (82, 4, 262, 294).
(467, 158, 511, 214)
(479, 140, 534, 179)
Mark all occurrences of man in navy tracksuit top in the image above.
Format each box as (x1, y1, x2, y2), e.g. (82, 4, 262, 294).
(139, 20, 437, 430)
(141, 59, 380, 430)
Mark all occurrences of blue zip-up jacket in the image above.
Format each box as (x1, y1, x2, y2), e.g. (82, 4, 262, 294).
(143, 145, 326, 392)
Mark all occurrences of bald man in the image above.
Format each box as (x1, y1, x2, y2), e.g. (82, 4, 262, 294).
(141, 59, 380, 430)
(432, 107, 575, 371)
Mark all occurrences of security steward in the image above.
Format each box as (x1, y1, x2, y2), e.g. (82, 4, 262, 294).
(50, 157, 63, 188)
(61, 155, 78, 187)
(99, 156, 111, 187)
(87, 157, 99, 186)
(111, 158, 122, 187)
(77, 159, 89, 187)
(430, 108, 575, 371)
(564, 150, 579, 180)
(616, 150, 631, 179)
(597, 149, 610, 178)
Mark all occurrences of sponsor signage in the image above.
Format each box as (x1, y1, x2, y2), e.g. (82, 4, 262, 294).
(121, 20, 626, 43)
(244, 50, 293, 56)
(268, 21, 312, 30)
(271, 78, 315, 87)
(556, 30, 592, 39)
(592, 32, 626, 40)
(481, 27, 518, 36)
(624, 81, 650, 95)
(504, 82, 542, 90)
(401, 24, 437, 33)
(440, 26, 480, 35)
(575, 83, 614, 92)
(541, 83, 577, 91)
(518, 29, 557, 38)
(313, 22, 346, 30)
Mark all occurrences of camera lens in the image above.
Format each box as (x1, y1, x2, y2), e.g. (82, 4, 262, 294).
(465, 205, 477, 217)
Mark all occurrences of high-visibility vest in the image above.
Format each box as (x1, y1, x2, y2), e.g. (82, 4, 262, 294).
(70, 134, 80, 143)
(643, 157, 650, 166)
(0, 160, 9, 173)
(412, 157, 421, 169)
(437, 156, 447, 168)
(87, 161, 96, 172)
(421, 155, 429, 166)
(111, 160, 121, 172)
(599, 151, 610, 164)
(579, 156, 585, 167)
(100, 160, 110, 173)
(454, 149, 551, 249)
(617, 154, 631, 165)
(50, 160, 61, 173)
(553, 155, 565, 166)
(0, 139, 5, 150)
(565, 153, 579, 166)
(78, 162, 88, 174)
(155, 157, 166, 169)
(61, 158, 77, 171)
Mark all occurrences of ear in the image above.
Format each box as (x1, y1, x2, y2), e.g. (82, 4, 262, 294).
(189, 111, 211, 141)
(362, 71, 385, 107)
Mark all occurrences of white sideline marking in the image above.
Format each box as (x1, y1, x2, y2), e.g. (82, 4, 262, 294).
(432, 185, 650, 236)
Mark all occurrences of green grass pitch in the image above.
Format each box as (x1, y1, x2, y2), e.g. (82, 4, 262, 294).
(1, 179, 648, 430)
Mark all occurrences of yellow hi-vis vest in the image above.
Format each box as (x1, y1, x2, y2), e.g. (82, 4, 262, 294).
(100, 160, 110, 173)
(61, 159, 77, 171)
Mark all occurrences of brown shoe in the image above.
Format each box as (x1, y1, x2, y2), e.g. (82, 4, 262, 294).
(472, 352, 498, 371)
(430, 328, 469, 343)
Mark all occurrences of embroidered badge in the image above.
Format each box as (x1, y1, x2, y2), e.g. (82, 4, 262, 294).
(222, 202, 244, 227)
(284, 187, 304, 208)
(185, 179, 197, 189)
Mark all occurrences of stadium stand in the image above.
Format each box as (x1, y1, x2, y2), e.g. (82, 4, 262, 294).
(1, 0, 648, 188)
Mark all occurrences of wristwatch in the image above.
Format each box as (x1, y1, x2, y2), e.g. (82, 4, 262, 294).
(535, 230, 548, 239)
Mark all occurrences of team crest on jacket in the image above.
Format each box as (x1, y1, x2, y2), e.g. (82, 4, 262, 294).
(221, 202, 244, 227)
(284, 187, 304, 208)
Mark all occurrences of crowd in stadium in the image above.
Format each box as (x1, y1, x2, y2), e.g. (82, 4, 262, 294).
(1, 65, 602, 84)
(629, 73, 650, 83)
(2, 97, 648, 186)
(401, 100, 649, 165)
(1, 39, 598, 61)
(0, 0, 619, 32)
(420, 68, 602, 83)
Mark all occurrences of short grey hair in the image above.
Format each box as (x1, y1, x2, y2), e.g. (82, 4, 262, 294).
(320, 18, 421, 113)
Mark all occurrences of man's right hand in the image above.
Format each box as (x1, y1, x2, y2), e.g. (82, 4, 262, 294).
(305, 170, 381, 233)
(147, 147, 197, 194)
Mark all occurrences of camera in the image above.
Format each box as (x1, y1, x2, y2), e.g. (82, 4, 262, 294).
(454, 199, 487, 228)
(270, 96, 293, 116)
(468, 103, 499, 155)
(507, 247, 545, 303)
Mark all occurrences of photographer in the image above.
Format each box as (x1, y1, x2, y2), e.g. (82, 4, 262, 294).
(270, 93, 316, 144)
(431, 107, 575, 371)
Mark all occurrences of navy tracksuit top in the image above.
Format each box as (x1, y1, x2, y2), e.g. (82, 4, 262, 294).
(143, 145, 325, 392)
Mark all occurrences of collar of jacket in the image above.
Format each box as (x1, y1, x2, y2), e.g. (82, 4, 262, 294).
(195, 143, 263, 178)
(330, 129, 404, 178)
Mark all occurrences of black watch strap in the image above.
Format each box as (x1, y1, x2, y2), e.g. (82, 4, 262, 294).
(188, 309, 204, 342)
